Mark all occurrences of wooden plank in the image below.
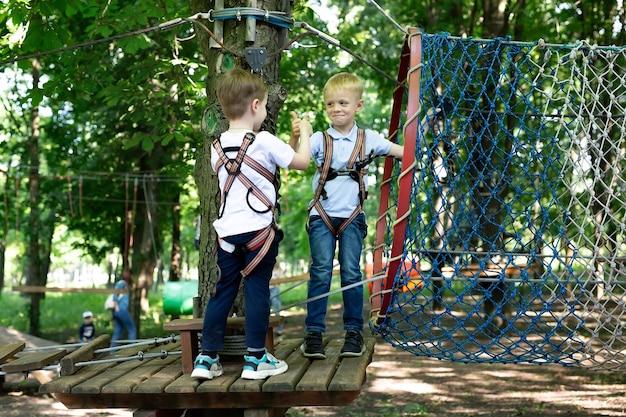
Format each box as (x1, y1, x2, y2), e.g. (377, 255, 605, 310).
(178, 330, 198, 374)
(262, 344, 309, 392)
(163, 316, 284, 332)
(328, 338, 376, 391)
(133, 362, 183, 394)
(196, 362, 241, 393)
(228, 338, 301, 393)
(73, 344, 172, 394)
(52, 390, 360, 410)
(60, 334, 111, 376)
(12, 286, 126, 294)
(102, 343, 181, 394)
(229, 373, 265, 392)
(163, 373, 202, 393)
(0, 342, 25, 364)
(296, 338, 342, 391)
(39, 345, 141, 394)
(2, 349, 66, 373)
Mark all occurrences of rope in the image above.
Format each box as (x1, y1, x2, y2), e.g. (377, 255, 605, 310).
(365, 0, 407, 34)
(368, 29, 626, 371)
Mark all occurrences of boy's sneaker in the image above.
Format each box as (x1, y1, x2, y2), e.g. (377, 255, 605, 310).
(340, 330, 365, 358)
(191, 354, 223, 380)
(241, 349, 288, 380)
(301, 331, 326, 359)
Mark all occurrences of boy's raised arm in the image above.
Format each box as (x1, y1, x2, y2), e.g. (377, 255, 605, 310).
(289, 112, 312, 170)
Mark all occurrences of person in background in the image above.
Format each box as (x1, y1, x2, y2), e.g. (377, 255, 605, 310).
(79, 311, 95, 343)
(195, 214, 201, 249)
(111, 278, 137, 348)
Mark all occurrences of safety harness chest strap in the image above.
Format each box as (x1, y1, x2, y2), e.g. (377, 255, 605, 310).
(309, 129, 366, 237)
(212, 132, 278, 278)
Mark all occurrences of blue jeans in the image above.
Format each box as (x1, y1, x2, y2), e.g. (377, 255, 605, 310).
(200, 229, 282, 352)
(111, 308, 137, 347)
(305, 214, 367, 334)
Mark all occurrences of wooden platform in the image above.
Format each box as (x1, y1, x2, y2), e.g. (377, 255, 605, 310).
(37, 336, 376, 415)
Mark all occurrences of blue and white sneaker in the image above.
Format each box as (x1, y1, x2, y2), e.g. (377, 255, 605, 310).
(191, 354, 223, 380)
(240, 349, 288, 380)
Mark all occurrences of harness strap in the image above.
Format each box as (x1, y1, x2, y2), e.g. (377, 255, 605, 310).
(213, 132, 279, 277)
(309, 129, 367, 237)
(214, 133, 278, 216)
(241, 224, 276, 278)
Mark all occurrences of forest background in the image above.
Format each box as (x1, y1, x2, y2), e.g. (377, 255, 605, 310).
(0, 0, 624, 338)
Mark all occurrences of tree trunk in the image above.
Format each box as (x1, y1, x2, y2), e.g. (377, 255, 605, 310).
(27, 58, 43, 336)
(169, 194, 182, 283)
(189, 0, 293, 317)
(130, 174, 160, 337)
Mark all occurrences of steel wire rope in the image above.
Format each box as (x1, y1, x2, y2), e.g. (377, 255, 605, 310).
(365, 0, 407, 34)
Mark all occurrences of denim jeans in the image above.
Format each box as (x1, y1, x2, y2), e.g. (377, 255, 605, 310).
(305, 214, 367, 333)
(111, 308, 137, 347)
(200, 229, 282, 352)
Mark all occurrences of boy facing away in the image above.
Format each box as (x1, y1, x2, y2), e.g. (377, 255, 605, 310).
(192, 68, 312, 380)
(291, 72, 404, 359)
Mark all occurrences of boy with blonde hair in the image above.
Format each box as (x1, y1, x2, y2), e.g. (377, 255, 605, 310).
(192, 68, 312, 380)
(291, 72, 403, 359)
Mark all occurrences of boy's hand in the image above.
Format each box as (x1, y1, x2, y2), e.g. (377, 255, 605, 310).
(299, 114, 313, 137)
(290, 111, 301, 138)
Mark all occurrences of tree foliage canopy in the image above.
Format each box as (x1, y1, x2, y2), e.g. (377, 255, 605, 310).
(0, 0, 624, 290)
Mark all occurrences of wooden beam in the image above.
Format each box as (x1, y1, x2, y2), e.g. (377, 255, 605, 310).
(12, 286, 126, 294)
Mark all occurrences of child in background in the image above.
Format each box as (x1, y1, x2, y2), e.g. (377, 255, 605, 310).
(291, 72, 404, 359)
(79, 311, 95, 343)
(191, 68, 312, 380)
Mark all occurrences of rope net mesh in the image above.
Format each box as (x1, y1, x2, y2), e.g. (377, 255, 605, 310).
(369, 30, 626, 371)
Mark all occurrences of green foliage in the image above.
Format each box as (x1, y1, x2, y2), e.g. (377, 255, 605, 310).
(1, 0, 626, 325)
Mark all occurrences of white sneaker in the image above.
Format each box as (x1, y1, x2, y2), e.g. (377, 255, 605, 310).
(240, 349, 288, 380)
(191, 354, 224, 380)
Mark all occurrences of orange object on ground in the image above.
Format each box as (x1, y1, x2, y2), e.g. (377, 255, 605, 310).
(365, 260, 423, 295)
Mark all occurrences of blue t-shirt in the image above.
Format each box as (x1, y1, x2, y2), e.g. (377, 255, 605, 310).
(309, 123, 392, 218)
(113, 281, 129, 311)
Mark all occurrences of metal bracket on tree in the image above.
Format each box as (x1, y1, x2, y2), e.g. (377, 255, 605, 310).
(245, 48, 267, 74)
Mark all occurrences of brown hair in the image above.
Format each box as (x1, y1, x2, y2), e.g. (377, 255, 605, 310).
(216, 68, 268, 120)
(323, 72, 364, 99)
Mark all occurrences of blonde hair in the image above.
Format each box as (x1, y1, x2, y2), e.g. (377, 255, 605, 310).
(216, 68, 268, 120)
(323, 72, 364, 99)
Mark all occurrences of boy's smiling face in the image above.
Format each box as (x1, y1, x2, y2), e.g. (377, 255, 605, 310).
(323, 88, 364, 132)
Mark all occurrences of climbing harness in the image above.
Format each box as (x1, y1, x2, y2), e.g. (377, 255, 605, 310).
(213, 132, 280, 277)
(308, 129, 377, 237)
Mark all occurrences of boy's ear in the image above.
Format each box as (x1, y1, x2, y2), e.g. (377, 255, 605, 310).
(356, 99, 364, 112)
(251, 98, 260, 113)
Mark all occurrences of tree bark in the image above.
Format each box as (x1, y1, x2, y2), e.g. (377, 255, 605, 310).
(27, 58, 43, 336)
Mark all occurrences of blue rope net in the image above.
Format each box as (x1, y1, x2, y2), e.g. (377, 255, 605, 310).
(370, 31, 626, 371)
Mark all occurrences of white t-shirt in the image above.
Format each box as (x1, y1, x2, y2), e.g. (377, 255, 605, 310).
(211, 130, 295, 237)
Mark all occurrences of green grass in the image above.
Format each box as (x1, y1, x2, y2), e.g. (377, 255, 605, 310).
(278, 276, 361, 311)
(0, 290, 168, 343)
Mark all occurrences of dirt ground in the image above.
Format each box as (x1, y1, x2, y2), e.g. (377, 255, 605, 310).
(2, 304, 626, 417)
